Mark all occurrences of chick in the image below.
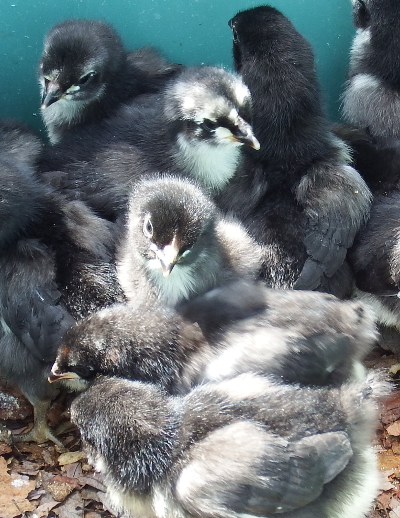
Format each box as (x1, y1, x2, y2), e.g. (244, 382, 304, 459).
(0, 120, 123, 444)
(70, 372, 387, 518)
(332, 124, 400, 196)
(116, 177, 261, 307)
(39, 19, 181, 143)
(348, 191, 400, 353)
(341, 0, 400, 139)
(334, 0, 400, 197)
(38, 66, 259, 221)
(49, 280, 376, 391)
(217, 6, 371, 297)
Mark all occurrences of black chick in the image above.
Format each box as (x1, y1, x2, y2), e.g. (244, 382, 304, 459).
(217, 6, 371, 297)
(49, 280, 376, 392)
(39, 19, 181, 143)
(332, 124, 400, 196)
(341, 0, 400, 139)
(38, 65, 260, 221)
(0, 120, 124, 444)
(333, 0, 400, 196)
(70, 372, 387, 518)
(116, 176, 261, 307)
(348, 192, 400, 352)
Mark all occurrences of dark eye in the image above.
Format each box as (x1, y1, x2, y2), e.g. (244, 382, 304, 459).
(202, 119, 218, 132)
(72, 364, 95, 379)
(143, 215, 153, 238)
(77, 71, 96, 86)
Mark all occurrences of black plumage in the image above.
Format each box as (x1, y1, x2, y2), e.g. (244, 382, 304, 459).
(0, 120, 124, 444)
(341, 0, 400, 139)
(334, 0, 400, 196)
(216, 6, 371, 297)
(332, 124, 400, 196)
(116, 177, 261, 307)
(49, 280, 376, 392)
(70, 372, 387, 518)
(38, 66, 259, 221)
(348, 192, 400, 352)
(335, 1, 400, 351)
(39, 19, 181, 143)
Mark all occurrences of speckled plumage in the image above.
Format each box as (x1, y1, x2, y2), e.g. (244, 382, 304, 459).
(117, 176, 261, 308)
(71, 371, 388, 518)
(38, 66, 259, 221)
(50, 280, 376, 392)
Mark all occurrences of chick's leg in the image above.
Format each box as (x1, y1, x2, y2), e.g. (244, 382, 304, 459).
(12, 398, 64, 447)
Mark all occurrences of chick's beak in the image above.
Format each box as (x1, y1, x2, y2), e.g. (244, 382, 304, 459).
(48, 365, 81, 383)
(152, 237, 180, 277)
(232, 118, 260, 150)
(41, 82, 63, 109)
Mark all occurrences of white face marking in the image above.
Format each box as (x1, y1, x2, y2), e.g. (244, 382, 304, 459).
(144, 245, 223, 307)
(214, 125, 241, 144)
(175, 133, 242, 190)
(146, 259, 198, 306)
(41, 84, 105, 143)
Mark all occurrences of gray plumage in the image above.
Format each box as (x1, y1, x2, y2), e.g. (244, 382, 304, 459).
(341, 0, 400, 138)
(334, 0, 400, 198)
(38, 66, 259, 221)
(117, 177, 262, 307)
(0, 120, 124, 444)
(49, 280, 377, 392)
(70, 371, 387, 518)
(39, 19, 181, 143)
(216, 6, 371, 297)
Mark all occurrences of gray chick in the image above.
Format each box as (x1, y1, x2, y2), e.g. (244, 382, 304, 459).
(70, 371, 388, 518)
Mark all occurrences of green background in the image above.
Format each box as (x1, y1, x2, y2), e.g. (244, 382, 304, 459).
(0, 0, 354, 137)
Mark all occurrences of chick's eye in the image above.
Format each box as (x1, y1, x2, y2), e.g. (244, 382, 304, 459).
(143, 216, 153, 238)
(72, 365, 94, 379)
(77, 71, 96, 86)
(202, 119, 218, 132)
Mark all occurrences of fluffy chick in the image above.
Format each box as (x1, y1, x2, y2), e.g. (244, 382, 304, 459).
(348, 192, 400, 352)
(0, 120, 123, 444)
(217, 6, 371, 297)
(341, 0, 400, 138)
(70, 372, 387, 518)
(332, 124, 400, 196)
(38, 65, 259, 221)
(39, 19, 181, 143)
(49, 280, 376, 392)
(116, 177, 261, 307)
(334, 0, 400, 198)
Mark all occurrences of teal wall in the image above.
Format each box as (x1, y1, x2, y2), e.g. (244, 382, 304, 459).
(0, 0, 354, 137)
